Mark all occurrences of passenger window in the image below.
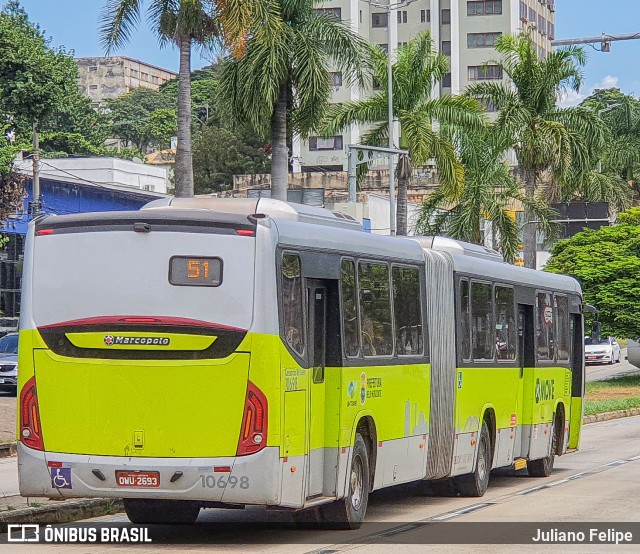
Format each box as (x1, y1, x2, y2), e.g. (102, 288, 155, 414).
(460, 279, 471, 361)
(340, 259, 360, 357)
(392, 266, 423, 356)
(358, 261, 393, 356)
(281, 253, 305, 357)
(555, 295, 570, 361)
(536, 291, 554, 361)
(495, 286, 516, 361)
(471, 282, 494, 361)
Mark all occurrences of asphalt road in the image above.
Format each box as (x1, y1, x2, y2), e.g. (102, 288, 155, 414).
(585, 349, 640, 382)
(6, 415, 640, 553)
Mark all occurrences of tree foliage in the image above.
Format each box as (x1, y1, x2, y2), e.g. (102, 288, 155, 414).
(545, 211, 640, 339)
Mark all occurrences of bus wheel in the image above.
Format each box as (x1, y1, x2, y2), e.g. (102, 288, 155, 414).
(320, 433, 369, 529)
(419, 478, 458, 497)
(527, 417, 557, 478)
(123, 499, 200, 524)
(455, 421, 491, 497)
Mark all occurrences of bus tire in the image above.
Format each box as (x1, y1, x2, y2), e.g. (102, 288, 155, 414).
(527, 416, 557, 478)
(454, 421, 491, 497)
(320, 433, 369, 529)
(123, 499, 200, 524)
(420, 478, 458, 497)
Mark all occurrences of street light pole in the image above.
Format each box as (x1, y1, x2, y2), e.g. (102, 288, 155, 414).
(364, 0, 415, 236)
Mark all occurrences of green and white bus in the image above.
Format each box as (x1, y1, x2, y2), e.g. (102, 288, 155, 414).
(17, 198, 584, 528)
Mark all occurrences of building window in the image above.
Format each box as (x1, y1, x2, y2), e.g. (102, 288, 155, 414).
(548, 21, 555, 40)
(441, 40, 451, 55)
(529, 7, 536, 22)
(468, 65, 503, 80)
(421, 9, 431, 23)
(358, 261, 392, 357)
(89, 66, 98, 72)
(141, 72, 149, 81)
(309, 136, 344, 151)
(459, 280, 471, 361)
(314, 7, 341, 19)
(372, 12, 388, 27)
(442, 73, 452, 87)
(467, 32, 502, 48)
(441, 9, 451, 24)
(538, 14, 546, 34)
(555, 295, 570, 361)
(467, 0, 502, 16)
(397, 10, 407, 23)
(399, 41, 408, 48)
(89, 84, 98, 90)
(378, 43, 389, 53)
(281, 253, 305, 357)
(341, 259, 360, 357)
(471, 282, 494, 361)
(392, 266, 423, 356)
(330, 71, 343, 87)
(480, 97, 498, 112)
(519, 1, 527, 20)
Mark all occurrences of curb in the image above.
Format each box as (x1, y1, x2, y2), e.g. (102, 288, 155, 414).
(0, 498, 123, 533)
(0, 442, 16, 458)
(583, 407, 640, 424)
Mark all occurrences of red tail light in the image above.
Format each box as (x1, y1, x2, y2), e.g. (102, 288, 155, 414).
(236, 381, 268, 456)
(20, 377, 44, 451)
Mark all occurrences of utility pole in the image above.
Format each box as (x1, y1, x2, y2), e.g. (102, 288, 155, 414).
(31, 122, 41, 217)
(552, 32, 640, 52)
(363, 0, 416, 236)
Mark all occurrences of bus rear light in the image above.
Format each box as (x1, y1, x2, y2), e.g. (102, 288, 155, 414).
(36, 229, 55, 236)
(235, 229, 255, 237)
(20, 377, 44, 451)
(236, 381, 268, 456)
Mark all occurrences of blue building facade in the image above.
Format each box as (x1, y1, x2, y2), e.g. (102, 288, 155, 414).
(0, 177, 164, 331)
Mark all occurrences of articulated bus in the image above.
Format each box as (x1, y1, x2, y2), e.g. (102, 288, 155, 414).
(18, 198, 585, 528)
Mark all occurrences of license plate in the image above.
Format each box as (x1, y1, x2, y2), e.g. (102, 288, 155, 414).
(115, 471, 160, 488)
(587, 356, 597, 360)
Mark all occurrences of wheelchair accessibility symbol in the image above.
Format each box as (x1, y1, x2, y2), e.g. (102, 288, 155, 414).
(50, 467, 72, 489)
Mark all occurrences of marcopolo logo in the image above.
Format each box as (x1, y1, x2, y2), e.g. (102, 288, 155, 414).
(103, 335, 171, 347)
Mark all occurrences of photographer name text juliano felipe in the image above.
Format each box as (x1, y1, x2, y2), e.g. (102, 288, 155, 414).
(533, 528, 633, 545)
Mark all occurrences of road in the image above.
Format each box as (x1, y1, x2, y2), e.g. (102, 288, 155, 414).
(5, 415, 640, 553)
(585, 349, 640, 382)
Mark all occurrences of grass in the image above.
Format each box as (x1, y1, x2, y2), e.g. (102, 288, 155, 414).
(585, 373, 640, 415)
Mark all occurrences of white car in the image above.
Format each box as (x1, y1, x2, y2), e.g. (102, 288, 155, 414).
(585, 336, 621, 365)
(0, 332, 17, 395)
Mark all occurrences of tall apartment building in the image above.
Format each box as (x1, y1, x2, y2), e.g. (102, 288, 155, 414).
(76, 57, 178, 107)
(294, 0, 556, 173)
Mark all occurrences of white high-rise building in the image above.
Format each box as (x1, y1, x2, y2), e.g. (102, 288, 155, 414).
(293, 0, 556, 173)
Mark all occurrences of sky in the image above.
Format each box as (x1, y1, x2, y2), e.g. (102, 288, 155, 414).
(13, 0, 640, 102)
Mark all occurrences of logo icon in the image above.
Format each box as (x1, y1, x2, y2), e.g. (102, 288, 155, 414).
(104, 335, 114, 346)
(8, 524, 39, 542)
(347, 381, 355, 399)
(360, 372, 367, 405)
(50, 467, 72, 489)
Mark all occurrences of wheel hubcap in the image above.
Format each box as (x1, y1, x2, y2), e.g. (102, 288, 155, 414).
(478, 440, 487, 481)
(350, 456, 364, 511)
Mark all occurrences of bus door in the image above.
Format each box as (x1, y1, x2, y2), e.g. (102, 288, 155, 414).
(516, 304, 535, 459)
(306, 280, 327, 498)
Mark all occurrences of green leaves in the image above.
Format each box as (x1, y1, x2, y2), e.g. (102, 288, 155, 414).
(546, 218, 640, 339)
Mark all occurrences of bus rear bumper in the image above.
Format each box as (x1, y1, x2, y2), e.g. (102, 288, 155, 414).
(18, 443, 282, 505)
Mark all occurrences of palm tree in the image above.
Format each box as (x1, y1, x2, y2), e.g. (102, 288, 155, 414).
(324, 32, 486, 235)
(467, 33, 606, 268)
(416, 128, 556, 263)
(218, 0, 369, 200)
(100, 0, 269, 197)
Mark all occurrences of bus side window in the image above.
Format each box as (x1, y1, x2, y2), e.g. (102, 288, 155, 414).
(471, 282, 494, 361)
(495, 286, 516, 361)
(392, 266, 423, 356)
(460, 279, 471, 361)
(358, 261, 393, 357)
(555, 295, 570, 362)
(340, 259, 360, 357)
(281, 253, 305, 358)
(536, 291, 554, 361)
